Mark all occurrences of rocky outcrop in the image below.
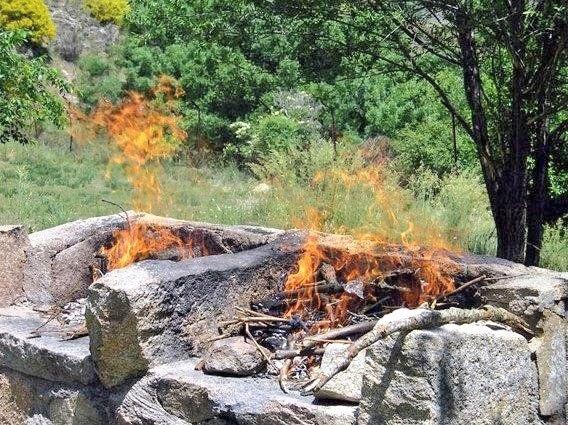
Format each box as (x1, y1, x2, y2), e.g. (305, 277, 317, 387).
(46, 0, 120, 63)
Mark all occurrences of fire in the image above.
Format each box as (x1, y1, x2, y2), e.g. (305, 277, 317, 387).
(91, 91, 187, 212)
(101, 222, 208, 271)
(284, 163, 458, 327)
(68, 77, 192, 271)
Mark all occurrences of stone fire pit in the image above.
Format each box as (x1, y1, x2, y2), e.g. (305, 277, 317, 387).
(0, 214, 567, 424)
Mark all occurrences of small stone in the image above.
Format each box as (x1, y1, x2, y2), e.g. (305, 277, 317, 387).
(315, 343, 365, 403)
(202, 337, 265, 376)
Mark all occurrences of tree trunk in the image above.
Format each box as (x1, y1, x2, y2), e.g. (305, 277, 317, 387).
(525, 121, 550, 266)
(493, 177, 528, 264)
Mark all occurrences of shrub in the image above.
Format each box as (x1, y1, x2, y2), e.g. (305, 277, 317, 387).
(0, 0, 56, 44)
(76, 53, 125, 108)
(0, 30, 66, 144)
(84, 0, 130, 25)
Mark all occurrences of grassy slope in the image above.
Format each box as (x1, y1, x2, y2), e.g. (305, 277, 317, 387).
(1, 141, 566, 270)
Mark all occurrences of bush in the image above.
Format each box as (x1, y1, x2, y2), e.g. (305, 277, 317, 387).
(0, 30, 66, 143)
(0, 0, 56, 44)
(84, 0, 130, 25)
(76, 53, 124, 108)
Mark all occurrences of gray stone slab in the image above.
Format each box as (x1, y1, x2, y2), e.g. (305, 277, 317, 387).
(113, 359, 358, 425)
(480, 275, 568, 325)
(0, 306, 96, 385)
(358, 323, 541, 425)
(86, 232, 301, 388)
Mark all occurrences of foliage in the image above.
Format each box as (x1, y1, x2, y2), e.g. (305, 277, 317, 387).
(251, 0, 568, 264)
(0, 30, 66, 144)
(76, 53, 124, 107)
(84, 0, 130, 25)
(226, 90, 323, 161)
(0, 0, 56, 44)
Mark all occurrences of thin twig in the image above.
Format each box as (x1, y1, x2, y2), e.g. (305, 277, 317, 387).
(245, 323, 276, 372)
(436, 275, 486, 302)
(101, 199, 132, 232)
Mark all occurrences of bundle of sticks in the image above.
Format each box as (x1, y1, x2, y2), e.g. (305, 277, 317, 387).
(213, 264, 531, 394)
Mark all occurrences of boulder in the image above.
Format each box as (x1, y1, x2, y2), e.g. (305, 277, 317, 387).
(359, 323, 541, 425)
(113, 359, 358, 425)
(202, 337, 265, 376)
(24, 213, 281, 307)
(86, 232, 301, 388)
(0, 225, 30, 307)
(25, 213, 138, 306)
(0, 367, 105, 425)
(315, 343, 366, 403)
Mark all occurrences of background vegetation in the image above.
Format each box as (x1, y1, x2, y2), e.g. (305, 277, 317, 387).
(0, 0, 566, 270)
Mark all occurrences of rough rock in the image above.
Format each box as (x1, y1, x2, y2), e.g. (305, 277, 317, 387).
(530, 310, 567, 418)
(48, 391, 104, 425)
(359, 322, 540, 425)
(315, 343, 366, 403)
(0, 366, 105, 425)
(46, 0, 120, 63)
(0, 225, 30, 307)
(202, 337, 265, 376)
(0, 306, 96, 385)
(113, 359, 358, 425)
(86, 232, 301, 387)
(25, 213, 138, 306)
(23, 212, 279, 308)
(480, 275, 568, 326)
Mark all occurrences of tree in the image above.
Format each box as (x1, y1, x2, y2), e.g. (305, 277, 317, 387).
(0, 30, 66, 143)
(253, 0, 568, 265)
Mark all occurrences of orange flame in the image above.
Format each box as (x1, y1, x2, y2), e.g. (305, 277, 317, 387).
(91, 91, 187, 211)
(101, 223, 209, 271)
(72, 77, 191, 270)
(284, 163, 458, 327)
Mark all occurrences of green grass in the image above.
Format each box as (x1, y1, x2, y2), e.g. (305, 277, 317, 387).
(1, 140, 566, 271)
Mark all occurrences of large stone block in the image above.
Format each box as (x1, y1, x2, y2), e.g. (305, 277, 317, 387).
(0, 225, 30, 307)
(0, 367, 106, 425)
(359, 323, 541, 425)
(112, 359, 358, 425)
(530, 310, 567, 418)
(86, 232, 301, 388)
(23, 213, 281, 307)
(480, 275, 568, 326)
(25, 214, 138, 306)
(0, 306, 96, 385)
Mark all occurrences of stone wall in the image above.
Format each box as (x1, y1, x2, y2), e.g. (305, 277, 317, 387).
(0, 216, 566, 424)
